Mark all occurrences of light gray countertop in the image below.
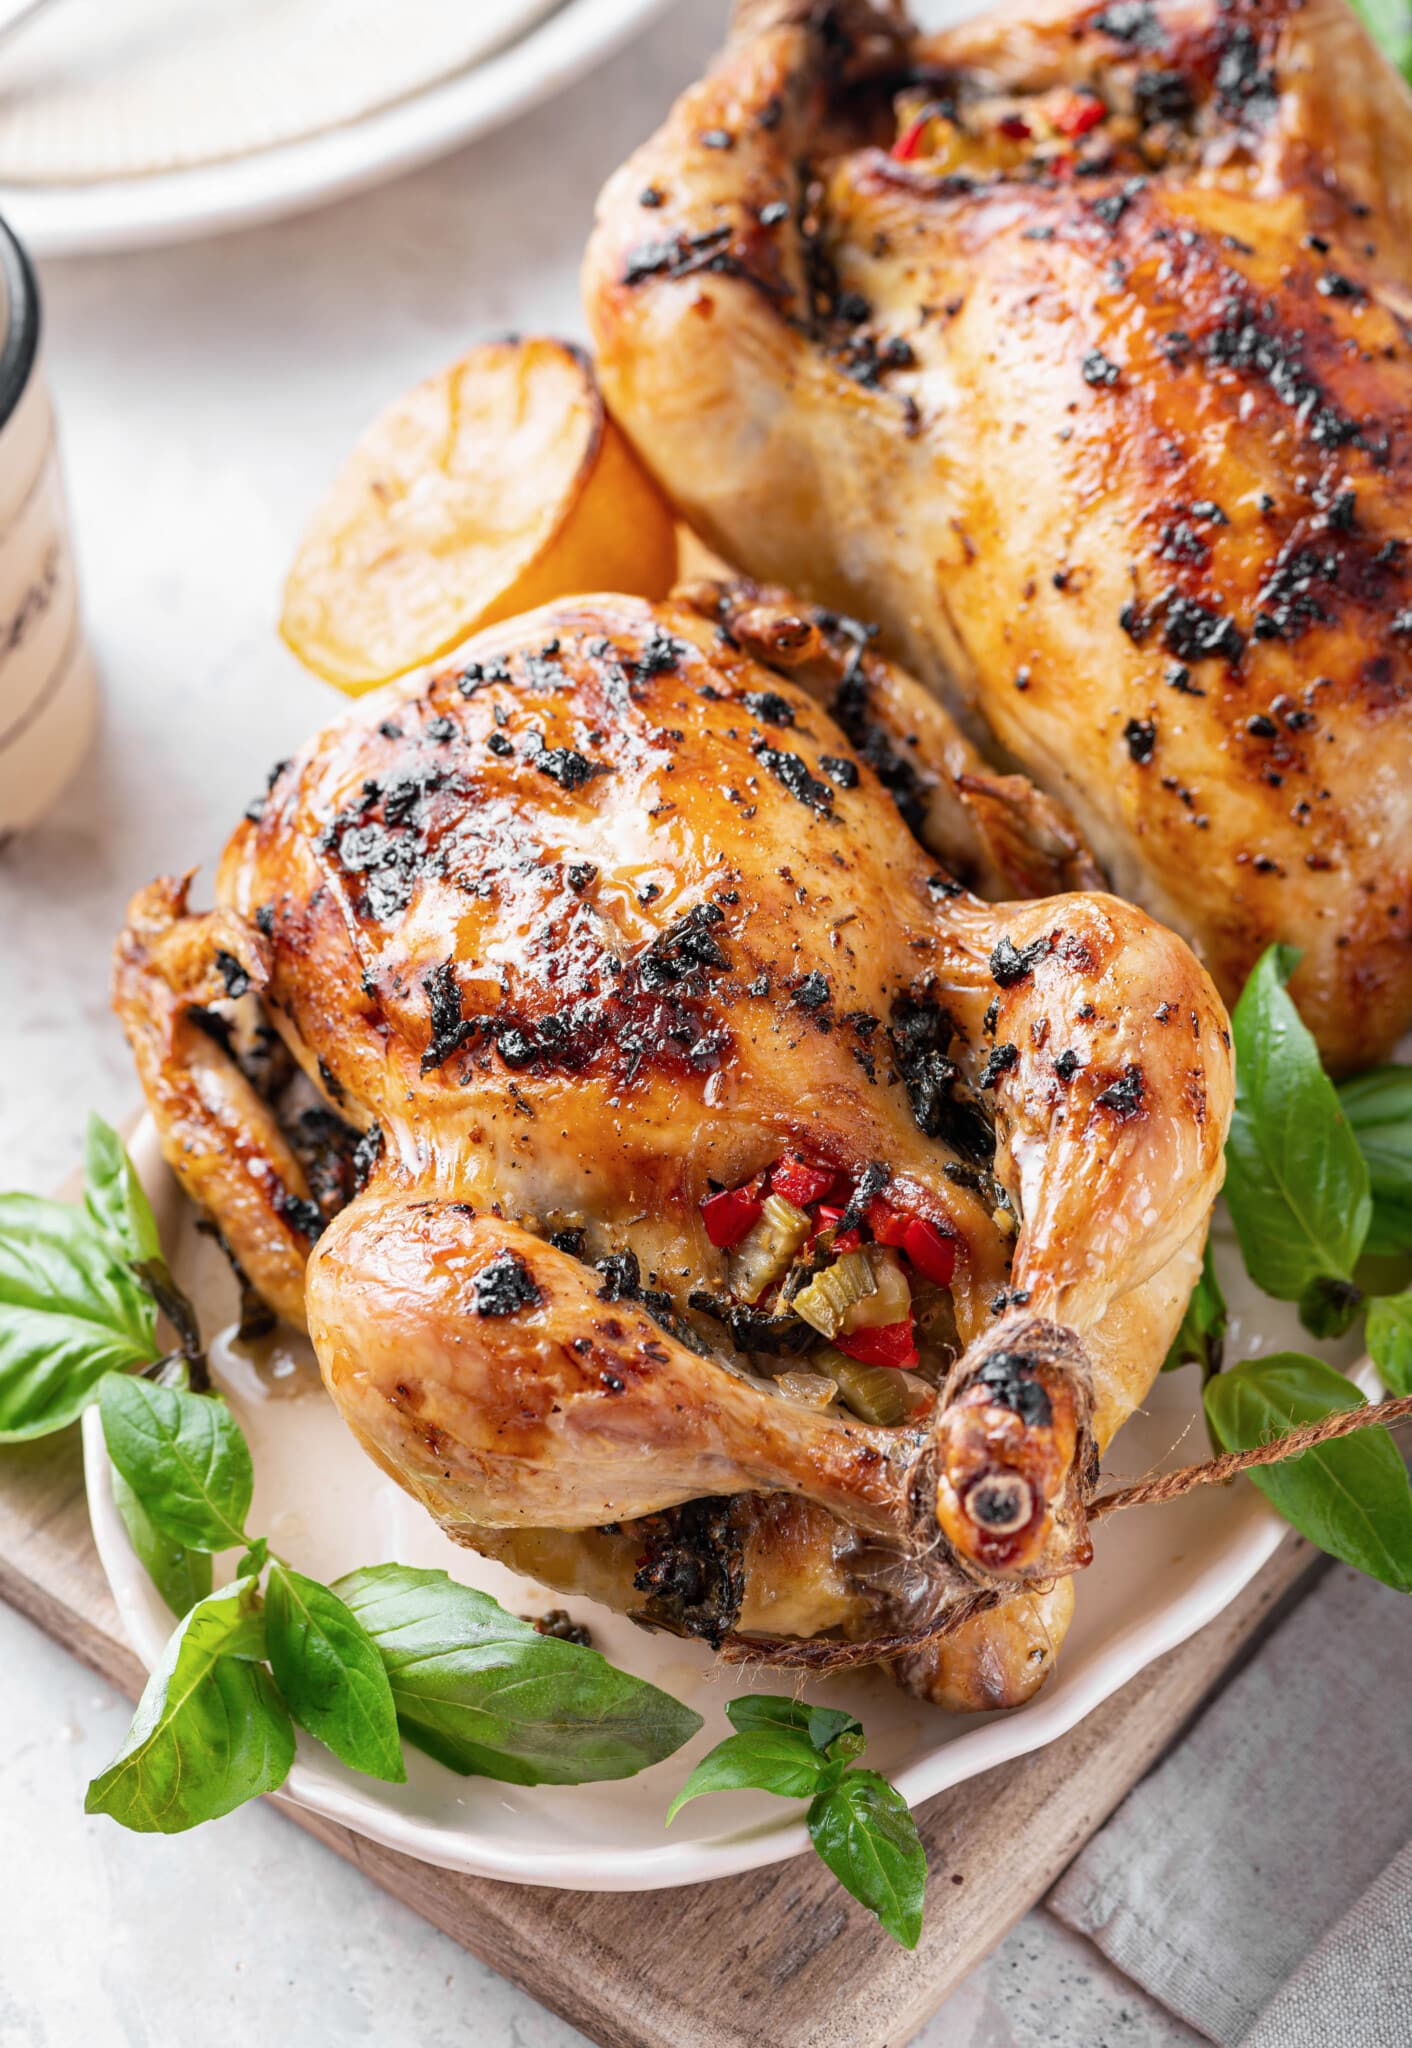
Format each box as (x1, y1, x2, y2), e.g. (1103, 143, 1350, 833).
(0, 7, 1199, 2042)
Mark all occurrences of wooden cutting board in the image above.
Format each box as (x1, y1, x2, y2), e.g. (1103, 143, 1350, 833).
(0, 1416, 1316, 2048)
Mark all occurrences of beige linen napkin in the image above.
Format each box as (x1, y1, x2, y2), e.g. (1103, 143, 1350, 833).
(1242, 1840, 1411, 2046)
(1048, 1559, 1412, 2044)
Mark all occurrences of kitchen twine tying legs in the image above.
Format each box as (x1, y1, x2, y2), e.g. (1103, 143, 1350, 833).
(1086, 1391, 1412, 1520)
(723, 1394, 1412, 1670)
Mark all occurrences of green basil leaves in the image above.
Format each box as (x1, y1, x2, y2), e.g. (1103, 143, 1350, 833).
(0, 1194, 157, 1441)
(808, 1770, 926, 1951)
(1224, 948, 1371, 1321)
(0, 1122, 704, 1837)
(99, 1373, 253, 1551)
(82, 1112, 164, 1268)
(336, 1566, 701, 1786)
(85, 1575, 295, 1833)
(1167, 947, 1412, 1586)
(1367, 1292, 1412, 1398)
(265, 1564, 405, 1784)
(109, 1465, 213, 1620)
(1338, 1067, 1412, 1259)
(1205, 1354, 1412, 1593)
(667, 1695, 925, 1947)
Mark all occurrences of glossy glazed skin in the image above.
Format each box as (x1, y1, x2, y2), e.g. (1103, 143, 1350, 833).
(585, 0, 1412, 1069)
(115, 585, 1232, 1708)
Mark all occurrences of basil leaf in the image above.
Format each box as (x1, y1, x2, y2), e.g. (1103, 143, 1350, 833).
(83, 1116, 163, 1266)
(1225, 948, 1370, 1306)
(99, 1373, 252, 1551)
(807, 1770, 926, 1950)
(335, 1565, 701, 1786)
(1205, 1353, 1412, 1592)
(84, 1575, 294, 1833)
(1350, 0, 1412, 80)
(1366, 1292, 1412, 1398)
(1163, 1238, 1227, 1375)
(1338, 1066, 1412, 1258)
(724, 1695, 862, 1754)
(665, 1728, 825, 1822)
(266, 1564, 406, 1784)
(0, 1196, 157, 1441)
(110, 1465, 212, 1619)
(236, 1536, 270, 1581)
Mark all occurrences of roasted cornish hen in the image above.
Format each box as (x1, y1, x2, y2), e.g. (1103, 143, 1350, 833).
(115, 585, 1232, 1707)
(585, 0, 1412, 1069)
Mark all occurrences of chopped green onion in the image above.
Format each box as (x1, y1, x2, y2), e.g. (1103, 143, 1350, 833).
(728, 1193, 812, 1304)
(814, 1348, 911, 1426)
(791, 1249, 877, 1338)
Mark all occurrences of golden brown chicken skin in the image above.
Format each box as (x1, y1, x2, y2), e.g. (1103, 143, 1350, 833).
(115, 586, 1232, 1708)
(585, 0, 1412, 1069)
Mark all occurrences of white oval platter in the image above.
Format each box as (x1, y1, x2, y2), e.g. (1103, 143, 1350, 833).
(83, 1115, 1370, 1889)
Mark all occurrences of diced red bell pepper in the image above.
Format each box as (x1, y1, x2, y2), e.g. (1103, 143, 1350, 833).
(771, 1155, 837, 1207)
(866, 1197, 912, 1249)
(701, 1177, 764, 1249)
(1052, 92, 1106, 138)
(997, 113, 1032, 140)
(835, 1316, 919, 1370)
(813, 1205, 862, 1255)
(890, 110, 932, 161)
(902, 1217, 958, 1288)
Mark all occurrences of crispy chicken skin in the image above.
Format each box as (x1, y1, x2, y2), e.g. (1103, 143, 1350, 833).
(585, 0, 1412, 1069)
(115, 586, 1231, 1708)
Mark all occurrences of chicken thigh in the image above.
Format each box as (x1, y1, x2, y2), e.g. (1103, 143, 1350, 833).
(115, 585, 1231, 1707)
(585, 0, 1412, 1068)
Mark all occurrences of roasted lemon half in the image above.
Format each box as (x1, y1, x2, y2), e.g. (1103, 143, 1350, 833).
(281, 336, 678, 694)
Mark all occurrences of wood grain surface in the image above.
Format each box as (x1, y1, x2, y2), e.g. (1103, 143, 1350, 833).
(0, 1419, 1315, 2048)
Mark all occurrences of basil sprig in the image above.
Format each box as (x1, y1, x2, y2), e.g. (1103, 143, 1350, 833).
(1165, 946, 1412, 1583)
(85, 1378, 704, 1827)
(0, 1120, 703, 1830)
(668, 1695, 925, 1947)
(1205, 1355, 1412, 1592)
(1224, 947, 1371, 1333)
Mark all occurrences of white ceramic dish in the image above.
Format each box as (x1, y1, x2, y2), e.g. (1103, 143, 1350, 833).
(0, 0, 675, 257)
(83, 1114, 1376, 1889)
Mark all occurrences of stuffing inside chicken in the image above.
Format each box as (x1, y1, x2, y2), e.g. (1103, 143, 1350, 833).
(115, 583, 1232, 1709)
(585, 0, 1412, 1070)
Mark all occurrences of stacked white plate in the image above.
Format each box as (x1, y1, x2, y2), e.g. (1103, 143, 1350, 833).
(0, 0, 676, 254)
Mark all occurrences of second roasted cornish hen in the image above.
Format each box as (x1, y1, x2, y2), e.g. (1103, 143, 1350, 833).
(115, 584, 1231, 1708)
(585, 0, 1412, 1068)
